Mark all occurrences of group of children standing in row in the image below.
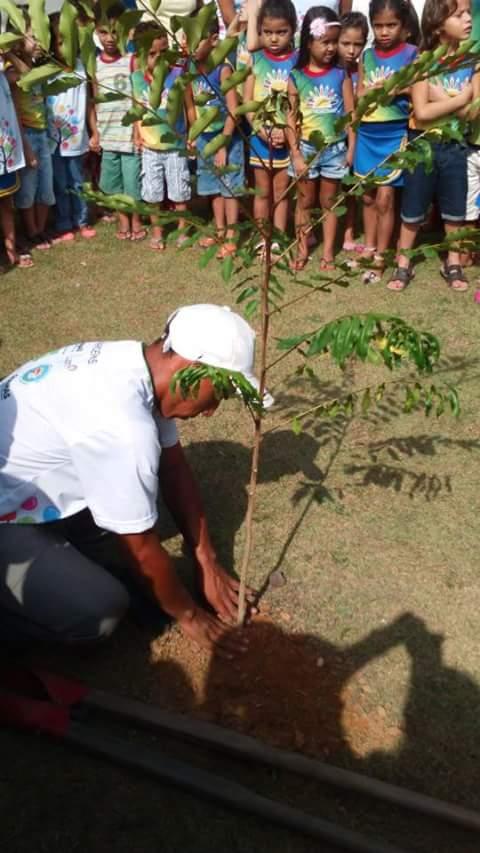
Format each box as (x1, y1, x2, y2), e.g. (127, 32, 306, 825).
(0, 0, 478, 292)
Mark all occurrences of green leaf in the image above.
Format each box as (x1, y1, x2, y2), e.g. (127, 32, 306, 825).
(149, 58, 169, 110)
(166, 77, 186, 128)
(171, 2, 217, 51)
(116, 9, 143, 55)
(43, 74, 82, 95)
(202, 132, 229, 158)
(221, 254, 234, 283)
(199, 243, 218, 268)
(292, 417, 302, 435)
(28, 0, 50, 51)
(235, 100, 262, 116)
(0, 0, 26, 33)
(79, 22, 96, 80)
(0, 32, 23, 48)
(18, 63, 61, 92)
(220, 66, 251, 94)
(206, 36, 238, 71)
(121, 104, 146, 126)
(59, 0, 79, 67)
(94, 91, 127, 103)
(188, 106, 220, 141)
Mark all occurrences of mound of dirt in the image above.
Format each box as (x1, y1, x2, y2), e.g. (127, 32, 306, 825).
(150, 612, 402, 759)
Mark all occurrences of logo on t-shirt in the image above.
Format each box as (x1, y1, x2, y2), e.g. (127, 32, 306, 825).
(20, 364, 51, 384)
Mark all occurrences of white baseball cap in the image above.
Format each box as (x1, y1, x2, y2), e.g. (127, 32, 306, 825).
(162, 304, 274, 407)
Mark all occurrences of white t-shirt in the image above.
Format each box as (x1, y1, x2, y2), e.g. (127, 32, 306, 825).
(0, 341, 178, 534)
(46, 60, 89, 157)
(0, 69, 25, 174)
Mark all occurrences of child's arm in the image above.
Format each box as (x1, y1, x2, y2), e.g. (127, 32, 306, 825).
(286, 77, 306, 175)
(87, 82, 101, 152)
(342, 75, 356, 166)
(215, 64, 238, 167)
(354, 56, 367, 100)
(245, 0, 261, 53)
(6, 66, 37, 168)
(411, 77, 473, 122)
(217, 0, 236, 28)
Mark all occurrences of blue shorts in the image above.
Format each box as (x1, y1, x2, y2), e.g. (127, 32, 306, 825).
(196, 132, 245, 198)
(288, 139, 348, 181)
(401, 133, 468, 224)
(354, 120, 407, 188)
(15, 127, 55, 208)
(0, 171, 20, 198)
(249, 133, 289, 169)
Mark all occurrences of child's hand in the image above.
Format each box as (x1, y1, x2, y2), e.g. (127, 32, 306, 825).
(292, 151, 307, 176)
(214, 147, 227, 169)
(187, 139, 196, 155)
(26, 151, 38, 169)
(271, 127, 285, 148)
(89, 132, 101, 153)
(238, 2, 248, 23)
(133, 131, 143, 153)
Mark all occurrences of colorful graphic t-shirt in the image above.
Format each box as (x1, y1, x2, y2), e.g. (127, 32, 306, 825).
(46, 60, 89, 157)
(0, 341, 179, 533)
(0, 70, 25, 174)
(95, 53, 134, 153)
(191, 62, 230, 134)
(413, 62, 474, 132)
(131, 65, 186, 151)
(17, 85, 47, 130)
(252, 49, 298, 102)
(361, 42, 418, 123)
(290, 65, 347, 143)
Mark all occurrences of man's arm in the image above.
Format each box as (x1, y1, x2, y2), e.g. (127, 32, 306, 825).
(158, 442, 256, 623)
(119, 528, 247, 655)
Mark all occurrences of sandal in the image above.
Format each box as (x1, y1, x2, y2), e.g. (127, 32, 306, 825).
(387, 264, 414, 292)
(131, 228, 147, 241)
(440, 262, 469, 292)
(116, 230, 131, 240)
(150, 237, 166, 251)
(319, 257, 335, 272)
(199, 236, 217, 248)
(216, 243, 237, 259)
(342, 240, 364, 253)
(289, 256, 309, 271)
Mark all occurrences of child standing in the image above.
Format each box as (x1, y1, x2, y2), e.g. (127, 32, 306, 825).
(287, 6, 355, 270)
(243, 0, 298, 244)
(0, 66, 32, 267)
(131, 25, 191, 251)
(47, 14, 96, 242)
(388, 0, 474, 292)
(337, 10, 368, 251)
(354, 0, 417, 281)
(191, 17, 246, 258)
(7, 31, 55, 250)
(94, 3, 145, 240)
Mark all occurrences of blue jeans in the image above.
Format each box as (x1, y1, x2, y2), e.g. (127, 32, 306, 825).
(15, 128, 55, 209)
(52, 151, 88, 231)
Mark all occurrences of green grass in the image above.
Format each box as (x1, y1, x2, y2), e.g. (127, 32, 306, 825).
(1, 224, 480, 853)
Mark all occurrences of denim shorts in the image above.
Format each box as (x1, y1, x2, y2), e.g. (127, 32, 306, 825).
(288, 139, 348, 181)
(401, 134, 468, 224)
(15, 127, 55, 209)
(196, 132, 245, 198)
(141, 147, 191, 204)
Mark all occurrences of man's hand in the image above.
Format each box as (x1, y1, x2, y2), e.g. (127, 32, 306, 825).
(178, 605, 248, 658)
(198, 557, 257, 624)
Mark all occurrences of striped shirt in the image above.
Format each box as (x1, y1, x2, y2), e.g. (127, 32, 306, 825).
(95, 53, 134, 153)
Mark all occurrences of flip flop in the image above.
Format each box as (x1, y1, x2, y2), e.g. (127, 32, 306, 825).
(150, 237, 166, 251)
(131, 229, 147, 241)
(116, 230, 131, 241)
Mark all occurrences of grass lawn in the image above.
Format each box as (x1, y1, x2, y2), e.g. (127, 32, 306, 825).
(1, 222, 480, 853)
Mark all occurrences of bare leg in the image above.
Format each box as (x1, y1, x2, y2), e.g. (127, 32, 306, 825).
(444, 221, 469, 291)
(116, 212, 130, 238)
(20, 206, 37, 241)
(150, 212, 165, 250)
(387, 220, 419, 291)
(35, 202, 50, 235)
(343, 197, 359, 248)
(272, 168, 289, 234)
(291, 178, 316, 269)
(212, 195, 226, 238)
(375, 185, 396, 256)
(319, 177, 339, 267)
(131, 212, 147, 240)
(253, 168, 271, 234)
(361, 190, 378, 254)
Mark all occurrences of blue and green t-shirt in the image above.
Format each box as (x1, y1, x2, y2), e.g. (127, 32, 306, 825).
(191, 62, 230, 134)
(252, 48, 298, 101)
(131, 65, 186, 150)
(412, 61, 474, 133)
(290, 65, 347, 143)
(361, 42, 418, 123)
